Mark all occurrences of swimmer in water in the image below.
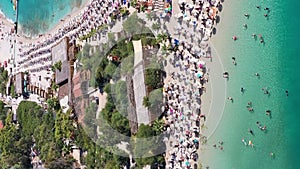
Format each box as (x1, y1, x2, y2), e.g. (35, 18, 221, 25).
(249, 129, 254, 135)
(244, 13, 250, 18)
(241, 87, 245, 93)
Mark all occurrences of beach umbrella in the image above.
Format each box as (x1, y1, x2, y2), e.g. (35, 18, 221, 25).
(178, 45, 184, 51)
(175, 12, 184, 19)
(183, 16, 191, 21)
(189, 21, 195, 26)
(199, 61, 206, 68)
(185, 161, 190, 166)
(178, 0, 186, 5)
(196, 72, 203, 78)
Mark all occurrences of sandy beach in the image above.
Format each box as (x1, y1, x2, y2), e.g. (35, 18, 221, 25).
(0, 0, 90, 46)
(0, 0, 91, 75)
(0, 14, 15, 68)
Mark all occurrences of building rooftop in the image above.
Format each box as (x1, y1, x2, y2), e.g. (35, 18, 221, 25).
(55, 60, 70, 85)
(15, 72, 24, 94)
(51, 38, 69, 64)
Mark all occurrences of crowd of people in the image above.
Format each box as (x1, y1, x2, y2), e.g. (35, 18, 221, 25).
(9, 0, 223, 167)
(16, 0, 126, 75)
(163, 38, 209, 168)
(174, 0, 221, 40)
(11, 0, 131, 93)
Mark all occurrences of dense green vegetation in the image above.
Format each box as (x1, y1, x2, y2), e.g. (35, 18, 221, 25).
(145, 68, 164, 90)
(99, 83, 131, 138)
(122, 12, 150, 36)
(0, 67, 8, 94)
(52, 61, 62, 72)
(79, 24, 109, 41)
(77, 13, 168, 168)
(0, 100, 8, 125)
(0, 101, 131, 168)
(132, 124, 166, 169)
(9, 84, 17, 98)
(83, 102, 98, 140)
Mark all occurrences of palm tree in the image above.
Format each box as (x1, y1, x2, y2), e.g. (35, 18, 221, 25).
(51, 80, 59, 92)
(152, 119, 164, 134)
(143, 96, 151, 107)
(55, 61, 62, 71)
(151, 23, 160, 34)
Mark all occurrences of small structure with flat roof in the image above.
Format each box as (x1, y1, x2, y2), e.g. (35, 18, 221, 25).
(132, 40, 150, 125)
(51, 38, 70, 86)
(15, 72, 24, 95)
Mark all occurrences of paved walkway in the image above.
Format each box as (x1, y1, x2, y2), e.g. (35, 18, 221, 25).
(132, 40, 150, 125)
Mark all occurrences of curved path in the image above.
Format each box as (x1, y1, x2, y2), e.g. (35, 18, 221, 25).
(200, 41, 227, 139)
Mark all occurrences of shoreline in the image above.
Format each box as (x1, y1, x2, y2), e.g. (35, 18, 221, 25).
(198, 0, 235, 166)
(198, 0, 292, 168)
(0, 10, 14, 24)
(18, 0, 91, 40)
(0, 0, 90, 43)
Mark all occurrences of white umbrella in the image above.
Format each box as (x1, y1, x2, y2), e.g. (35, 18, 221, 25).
(192, 9, 199, 15)
(178, 45, 184, 51)
(178, 0, 186, 5)
(183, 16, 191, 21)
(175, 12, 184, 19)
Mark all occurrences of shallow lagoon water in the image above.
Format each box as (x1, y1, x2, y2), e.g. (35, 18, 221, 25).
(0, 0, 85, 36)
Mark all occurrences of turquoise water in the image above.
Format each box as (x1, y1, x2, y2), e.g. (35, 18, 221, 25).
(0, 0, 86, 36)
(201, 0, 300, 168)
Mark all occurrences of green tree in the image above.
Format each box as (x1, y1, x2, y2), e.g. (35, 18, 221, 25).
(156, 33, 169, 44)
(104, 63, 117, 79)
(16, 101, 44, 136)
(148, 88, 163, 116)
(45, 156, 74, 169)
(123, 12, 146, 36)
(145, 69, 163, 90)
(142, 96, 150, 107)
(0, 112, 32, 169)
(54, 61, 62, 71)
(152, 23, 160, 33)
(47, 97, 60, 111)
(120, 55, 134, 76)
(10, 84, 17, 98)
(152, 119, 164, 134)
(0, 100, 8, 125)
